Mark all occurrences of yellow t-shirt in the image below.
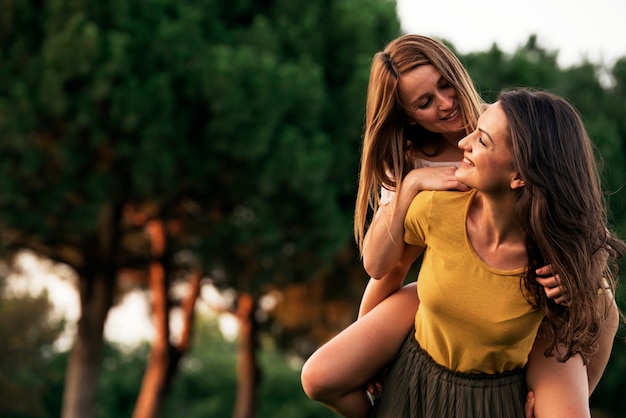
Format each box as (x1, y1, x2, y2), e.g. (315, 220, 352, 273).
(404, 189, 544, 374)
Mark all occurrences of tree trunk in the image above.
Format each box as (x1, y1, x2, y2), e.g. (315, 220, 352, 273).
(132, 220, 202, 418)
(177, 270, 201, 351)
(132, 260, 169, 418)
(133, 220, 169, 418)
(61, 271, 115, 418)
(232, 293, 260, 418)
(61, 204, 120, 418)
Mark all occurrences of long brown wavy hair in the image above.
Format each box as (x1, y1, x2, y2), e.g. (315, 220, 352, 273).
(500, 88, 626, 364)
(354, 34, 485, 250)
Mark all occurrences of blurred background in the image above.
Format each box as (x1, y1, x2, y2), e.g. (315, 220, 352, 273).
(1, 1, 625, 417)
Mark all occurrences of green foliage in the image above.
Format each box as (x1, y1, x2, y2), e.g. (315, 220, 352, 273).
(163, 320, 238, 417)
(256, 350, 336, 418)
(80, 317, 335, 417)
(163, 317, 336, 417)
(40, 351, 68, 418)
(0, 282, 65, 418)
(0, 0, 400, 415)
(591, 336, 626, 415)
(96, 343, 149, 418)
(0, 0, 401, 295)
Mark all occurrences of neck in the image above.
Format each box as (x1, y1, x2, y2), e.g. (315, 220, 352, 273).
(470, 192, 523, 246)
(442, 130, 465, 147)
(467, 191, 528, 270)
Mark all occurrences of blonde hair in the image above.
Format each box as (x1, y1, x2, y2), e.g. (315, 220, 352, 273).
(354, 34, 485, 250)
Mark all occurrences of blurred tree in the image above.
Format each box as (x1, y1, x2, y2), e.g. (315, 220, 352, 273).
(162, 314, 340, 418)
(89, 316, 337, 417)
(590, 337, 626, 415)
(0, 0, 400, 417)
(0, 274, 65, 418)
(601, 57, 626, 237)
(461, 35, 563, 102)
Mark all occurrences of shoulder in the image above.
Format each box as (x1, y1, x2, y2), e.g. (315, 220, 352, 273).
(408, 190, 473, 222)
(413, 189, 475, 204)
(416, 189, 473, 205)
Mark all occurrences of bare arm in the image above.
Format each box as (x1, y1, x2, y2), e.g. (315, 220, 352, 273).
(587, 287, 619, 393)
(526, 323, 591, 418)
(535, 271, 619, 393)
(358, 245, 421, 318)
(526, 287, 618, 418)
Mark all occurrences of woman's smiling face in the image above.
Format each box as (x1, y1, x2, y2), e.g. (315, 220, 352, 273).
(397, 64, 465, 135)
(455, 102, 519, 193)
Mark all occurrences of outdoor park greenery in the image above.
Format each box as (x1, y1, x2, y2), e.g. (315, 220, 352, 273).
(2, 288, 625, 417)
(1, 0, 626, 417)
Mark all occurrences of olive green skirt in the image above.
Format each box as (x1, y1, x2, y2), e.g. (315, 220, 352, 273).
(370, 332, 527, 418)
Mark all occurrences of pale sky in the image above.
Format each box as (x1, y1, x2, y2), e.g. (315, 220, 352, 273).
(396, 0, 626, 68)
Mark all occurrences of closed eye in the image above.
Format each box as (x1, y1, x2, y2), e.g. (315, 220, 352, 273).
(417, 97, 433, 110)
